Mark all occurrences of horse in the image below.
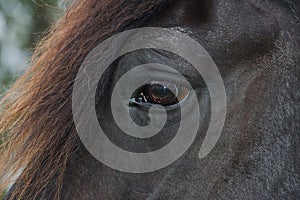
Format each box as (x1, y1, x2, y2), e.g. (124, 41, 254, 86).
(1, 0, 299, 199)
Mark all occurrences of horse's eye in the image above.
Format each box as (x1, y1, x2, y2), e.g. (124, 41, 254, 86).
(131, 81, 190, 107)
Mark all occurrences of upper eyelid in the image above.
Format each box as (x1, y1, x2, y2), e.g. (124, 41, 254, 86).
(117, 49, 195, 77)
(142, 72, 192, 90)
(144, 77, 190, 89)
(114, 49, 205, 89)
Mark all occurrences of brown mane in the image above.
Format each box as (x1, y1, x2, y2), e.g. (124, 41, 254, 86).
(0, 0, 172, 199)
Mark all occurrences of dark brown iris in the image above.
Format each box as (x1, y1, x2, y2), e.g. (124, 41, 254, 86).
(132, 81, 190, 106)
(146, 83, 177, 106)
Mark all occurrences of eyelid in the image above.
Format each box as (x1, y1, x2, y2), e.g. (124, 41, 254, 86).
(143, 73, 192, 91)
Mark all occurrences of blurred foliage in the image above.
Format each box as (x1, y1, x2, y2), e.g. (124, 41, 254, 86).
(0, 3, 63, 197)
(0, 0, 62, 94)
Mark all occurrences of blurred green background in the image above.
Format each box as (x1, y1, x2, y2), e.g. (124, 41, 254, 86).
(0, 0, 63, 94)
(0, 2, 64, 198)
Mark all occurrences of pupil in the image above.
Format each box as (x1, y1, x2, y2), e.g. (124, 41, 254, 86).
(147, 83, 177, 106)
(149, 84, 169, 97)
(130, 82, 183, 107)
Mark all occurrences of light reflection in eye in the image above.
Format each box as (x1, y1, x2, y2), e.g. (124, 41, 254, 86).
(130, 81, 190, 107)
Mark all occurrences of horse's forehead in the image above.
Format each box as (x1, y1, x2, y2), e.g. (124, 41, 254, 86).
(149, 0, 280, 76)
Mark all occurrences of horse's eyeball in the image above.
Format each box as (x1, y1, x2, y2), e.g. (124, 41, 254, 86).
(131, 81, 190, 107)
